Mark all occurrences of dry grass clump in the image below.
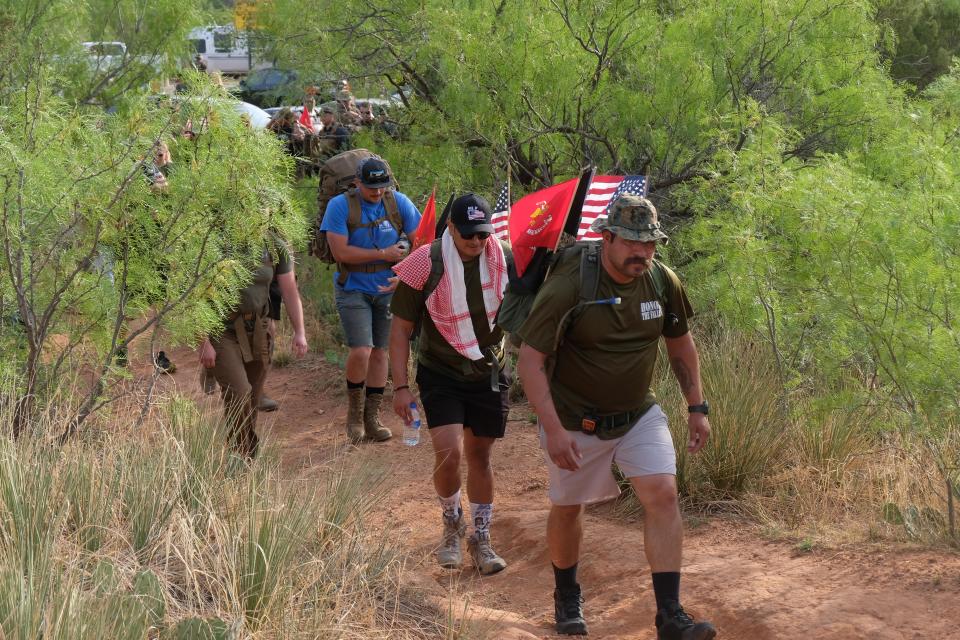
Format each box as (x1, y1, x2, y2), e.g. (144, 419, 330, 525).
(613, 329, 959, 549)
(0, 390, 460, 639)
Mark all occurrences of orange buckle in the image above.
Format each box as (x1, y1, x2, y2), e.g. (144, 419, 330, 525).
(581, 418, 597, 434)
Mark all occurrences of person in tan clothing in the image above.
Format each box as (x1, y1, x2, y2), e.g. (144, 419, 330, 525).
(198, 245, 307, 458)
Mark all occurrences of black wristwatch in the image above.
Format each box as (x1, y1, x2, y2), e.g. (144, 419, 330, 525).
(688, 401, 710, 416)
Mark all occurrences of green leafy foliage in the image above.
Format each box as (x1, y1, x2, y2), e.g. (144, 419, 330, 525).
(258, 0, 959, 424)
(0, 1, 306, 432)
(876, 0, 960, 90)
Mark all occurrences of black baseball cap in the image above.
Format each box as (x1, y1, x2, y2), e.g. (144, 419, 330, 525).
(357, 157, 392, 189)
(449, 193, 494, 234)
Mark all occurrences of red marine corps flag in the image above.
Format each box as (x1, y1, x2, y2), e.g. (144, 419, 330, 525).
(507, 168, 594, 276)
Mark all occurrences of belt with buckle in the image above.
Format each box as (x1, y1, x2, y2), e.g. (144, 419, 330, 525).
(580, 408, 642, 437)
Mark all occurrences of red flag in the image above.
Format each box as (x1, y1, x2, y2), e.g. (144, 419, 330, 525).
(508, 177, 579, 276)
(298, 105, 313, 129)
(412, 188, 437, 249)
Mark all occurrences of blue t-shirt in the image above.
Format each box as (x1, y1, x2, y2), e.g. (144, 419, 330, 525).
(320, 190, 421, 293)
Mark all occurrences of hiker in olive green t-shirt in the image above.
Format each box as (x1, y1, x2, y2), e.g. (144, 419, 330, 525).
(516, 195, 716, 640)
(389, 194, 511, 577)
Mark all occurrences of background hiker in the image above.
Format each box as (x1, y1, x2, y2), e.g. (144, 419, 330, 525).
(197, 243, 307, 458)
(516, 195, 716, 639)
(319, 156, 420, 443)
(389, 193, 512, 575)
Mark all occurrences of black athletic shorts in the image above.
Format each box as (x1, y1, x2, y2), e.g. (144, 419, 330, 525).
(415, 364, 510, 439)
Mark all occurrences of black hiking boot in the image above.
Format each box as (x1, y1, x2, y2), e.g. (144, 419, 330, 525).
(655, 601, 716, 640)
(154, 350, 176, 374)
(554, 585, 588, 635)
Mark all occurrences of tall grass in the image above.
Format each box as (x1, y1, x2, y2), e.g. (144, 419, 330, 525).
(652, 330, 787, 501)
(0, 382, 460, 638)
(611, 327, 958, 548)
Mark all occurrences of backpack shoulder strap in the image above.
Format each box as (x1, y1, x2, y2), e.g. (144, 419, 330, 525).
(382, 190, 402, 233)
(345, 189, 363, 231)
(550, 243, 598, 352)
(410, 238, 445, 344)
(422, 238, 445, 300)
(649, 259, 669, 309)
(577, 242, 601, 304)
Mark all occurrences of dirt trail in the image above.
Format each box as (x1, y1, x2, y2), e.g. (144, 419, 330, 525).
(150, 348, 960, 640)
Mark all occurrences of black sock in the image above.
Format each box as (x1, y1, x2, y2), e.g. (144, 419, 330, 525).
(553, 563, 579, 591)
(652, 572, 681, 611)
(365, 386, 385, 396)
(346, 380, 365, 390)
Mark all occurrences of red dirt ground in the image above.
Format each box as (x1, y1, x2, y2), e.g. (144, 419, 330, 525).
(147, 347, 960, 640)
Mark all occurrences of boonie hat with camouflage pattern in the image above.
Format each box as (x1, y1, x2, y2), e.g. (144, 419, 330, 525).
(590, 194, 669, 244)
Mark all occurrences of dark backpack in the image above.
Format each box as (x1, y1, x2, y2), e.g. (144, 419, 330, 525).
(497, 241, 671, 350)
(310, 148, 400, 263)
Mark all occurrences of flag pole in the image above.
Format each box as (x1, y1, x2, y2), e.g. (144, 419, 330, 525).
(506, 162, 512, 226)
(552, 166, 596, 252)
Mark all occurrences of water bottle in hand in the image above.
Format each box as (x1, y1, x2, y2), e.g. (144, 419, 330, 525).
(404, 402, 421, 446)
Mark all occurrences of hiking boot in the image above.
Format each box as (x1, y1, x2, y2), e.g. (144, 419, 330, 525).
(554, 585, 588, 635)
(259, 395, 279, 412)
(656, 602, 716, 640)
(362, 392, 392, 442)
(436, 513, 466, 569)
(345, 388, 365, 443)
(467, 531, 507, 575)
(154, 351, 176, 373)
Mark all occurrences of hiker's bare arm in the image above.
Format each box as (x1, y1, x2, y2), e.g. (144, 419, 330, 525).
(664, 332, 704, 404)
(389, 316, 416, 422)
(198, 338, 216, 368)
(518, 343, 582, 471)
(326, 232, 404, 264)
(276, 270, 307, 358)
(517, 345, 561, 432)
(664, 332, 711, 454)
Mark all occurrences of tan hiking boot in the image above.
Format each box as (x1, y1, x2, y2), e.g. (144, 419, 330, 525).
(362, 392, 392, 442)
(467, 531, 507, 575)
(436, 513, 466, 569)
(345, 388, 365, 443)
(258, 395, 279, 412)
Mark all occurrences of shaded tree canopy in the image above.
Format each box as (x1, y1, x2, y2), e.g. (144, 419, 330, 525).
(256, 0, 959, 417)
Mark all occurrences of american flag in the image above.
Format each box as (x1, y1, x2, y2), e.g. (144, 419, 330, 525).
(490, 175, 646, 242)
(577, 175, 647, 241)
(491, 183, 511, 240)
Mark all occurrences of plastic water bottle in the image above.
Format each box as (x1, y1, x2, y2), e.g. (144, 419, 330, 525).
(404, 402, 421, 446)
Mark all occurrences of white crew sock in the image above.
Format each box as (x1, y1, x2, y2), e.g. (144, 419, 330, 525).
(438, 489, 462, 521)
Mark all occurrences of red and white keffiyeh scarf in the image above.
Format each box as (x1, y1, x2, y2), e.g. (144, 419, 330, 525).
(393, 230, 507, 360)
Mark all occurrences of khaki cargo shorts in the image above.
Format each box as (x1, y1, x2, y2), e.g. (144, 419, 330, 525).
(539, 404, 676, 506)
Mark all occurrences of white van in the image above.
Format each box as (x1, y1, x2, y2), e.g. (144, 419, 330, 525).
(188, 26, 251, 75)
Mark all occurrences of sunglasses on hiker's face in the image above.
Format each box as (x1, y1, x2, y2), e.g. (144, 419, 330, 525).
(460, 231, 490, 240)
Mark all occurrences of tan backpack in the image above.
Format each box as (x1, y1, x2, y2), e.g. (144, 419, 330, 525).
(310, 148, 400, 264)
